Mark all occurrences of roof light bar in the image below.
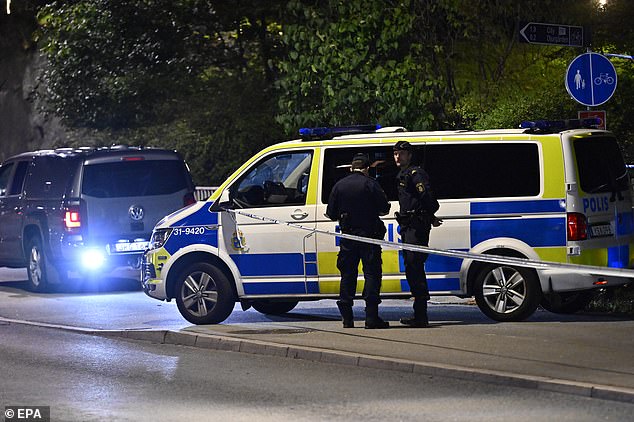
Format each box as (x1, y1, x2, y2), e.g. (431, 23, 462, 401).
(299, 124, 382, 140)
(520, 118, 602, 131)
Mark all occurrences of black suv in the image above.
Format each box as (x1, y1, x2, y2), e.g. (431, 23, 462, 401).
(0, 146, 196, 291)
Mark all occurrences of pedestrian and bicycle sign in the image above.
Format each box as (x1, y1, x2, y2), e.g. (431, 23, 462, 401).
(565, 52, 617, 106)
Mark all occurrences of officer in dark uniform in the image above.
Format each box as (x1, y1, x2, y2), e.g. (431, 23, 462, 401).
(326, 153, 391, 329)
(393, 140, 441, 327)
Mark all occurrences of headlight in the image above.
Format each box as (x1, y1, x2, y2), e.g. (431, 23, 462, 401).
(149, 228, 173, 250)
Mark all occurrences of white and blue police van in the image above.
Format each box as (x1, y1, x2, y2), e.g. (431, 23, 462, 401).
(142, 120, 634, 324)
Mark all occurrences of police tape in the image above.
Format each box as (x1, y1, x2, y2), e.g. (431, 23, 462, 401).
(224, 208, 634, 279)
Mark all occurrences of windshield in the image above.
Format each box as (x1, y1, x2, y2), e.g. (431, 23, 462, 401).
(574, 136, 628, 194)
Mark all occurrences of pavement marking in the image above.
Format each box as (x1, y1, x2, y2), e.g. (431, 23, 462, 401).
(1, 315, 633, 404)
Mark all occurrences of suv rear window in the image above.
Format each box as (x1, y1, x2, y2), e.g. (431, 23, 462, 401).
(574, 136, 629, 194)
(82, 160, 190, 198)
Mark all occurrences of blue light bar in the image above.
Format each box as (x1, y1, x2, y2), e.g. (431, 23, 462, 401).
(520, 118, 602, 130)
(299, 124, 382, 140)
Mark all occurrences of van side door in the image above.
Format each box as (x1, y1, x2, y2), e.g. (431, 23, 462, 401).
(222, 149, 317, 296)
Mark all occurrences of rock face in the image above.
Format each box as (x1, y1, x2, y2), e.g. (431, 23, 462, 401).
(0, 8, 67, 162)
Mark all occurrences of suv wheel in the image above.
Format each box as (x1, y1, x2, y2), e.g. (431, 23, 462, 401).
(175, 263, 236, 324)
(26, 236, 49, 292)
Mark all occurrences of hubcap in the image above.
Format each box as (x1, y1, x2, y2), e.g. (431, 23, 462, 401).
(482, 266, 526, 314)
(181, 271, 219, 317)
(28, 246, 42, 287)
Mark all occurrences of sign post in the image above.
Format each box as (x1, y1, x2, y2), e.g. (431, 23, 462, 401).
(519, 22, 584, 47)
(565, 53, 617, 107)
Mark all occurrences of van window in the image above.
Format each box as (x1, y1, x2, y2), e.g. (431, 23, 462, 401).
(425, 143, 540, 199)
(82, 160, 190, 198)
(573, 136, 628, 194)
(322, 147, 401, 203)
(231, 151, 313, 208)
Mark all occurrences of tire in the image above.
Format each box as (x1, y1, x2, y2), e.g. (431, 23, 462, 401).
(175, 262, 236, 324)
(540, 290, 593, 314)
(474, 264, 541, 322)
(26, 236, 50, 292)
(251, 300, 299, 315)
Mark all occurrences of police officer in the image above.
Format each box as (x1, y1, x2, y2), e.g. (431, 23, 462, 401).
(326, 153, 391, 329)
(393, 140, 441, 327)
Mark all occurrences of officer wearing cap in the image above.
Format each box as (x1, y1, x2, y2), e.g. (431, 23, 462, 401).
(326, 152, 391, 329)
(393, 140, 441, 327)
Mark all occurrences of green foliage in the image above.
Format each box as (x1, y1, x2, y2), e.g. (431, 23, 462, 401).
(37, 0, 225, 129)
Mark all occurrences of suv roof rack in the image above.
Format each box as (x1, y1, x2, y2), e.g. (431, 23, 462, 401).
(520, 118, 603, 133)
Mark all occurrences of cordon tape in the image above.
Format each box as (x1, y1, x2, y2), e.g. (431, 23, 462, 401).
(224, 208, 634, 279)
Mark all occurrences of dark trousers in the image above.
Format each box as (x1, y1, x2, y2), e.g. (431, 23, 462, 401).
(336, 238, 382, 306)
(400, 225, 431, 301)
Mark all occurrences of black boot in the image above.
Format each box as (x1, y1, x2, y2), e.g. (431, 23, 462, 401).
(336, 301, 354, 328)
(365, 304, 389, 329)
(400, 299, 429, 328)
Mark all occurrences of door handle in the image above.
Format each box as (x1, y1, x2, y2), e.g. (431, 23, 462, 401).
(291, 209, 309, 220)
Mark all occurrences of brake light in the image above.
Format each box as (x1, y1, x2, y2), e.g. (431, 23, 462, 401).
(567, 212, 588, 241)
(64, 210, 81, 229)
(183, 192, 196, 206)
(121, 156, 144, 161)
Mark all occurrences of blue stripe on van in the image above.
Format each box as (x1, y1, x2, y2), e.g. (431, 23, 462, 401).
(471, 199, 565, 215)
(471, 218, 566, 248)
(617, 211, 634, 236)
(398, 251, 464, 273)
(608, 245, 629, 268)
(399, 278, 460, 292)
(232, 253, 304, 276)
(174, 208, 219, 226)
(243, 281, 307, 295)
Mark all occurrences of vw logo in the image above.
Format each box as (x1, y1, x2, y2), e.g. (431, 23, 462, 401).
(128, 205, 144, 221)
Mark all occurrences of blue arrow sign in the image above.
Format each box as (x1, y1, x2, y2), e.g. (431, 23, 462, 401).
(565, 53, 617, 106)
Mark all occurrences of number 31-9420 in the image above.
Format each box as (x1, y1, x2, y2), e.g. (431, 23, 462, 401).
(172, 227, 206, 236)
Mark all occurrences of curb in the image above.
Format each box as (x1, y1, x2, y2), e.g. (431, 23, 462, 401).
(3, 316, 633, 404)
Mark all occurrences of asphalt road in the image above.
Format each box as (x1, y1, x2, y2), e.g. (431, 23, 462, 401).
(1, 322, 633, 422)
(1, 267, 633, 405)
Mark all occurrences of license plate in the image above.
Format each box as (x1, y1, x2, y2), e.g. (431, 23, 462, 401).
(111, 241, 149, 253)
(590, 224, 613, 237)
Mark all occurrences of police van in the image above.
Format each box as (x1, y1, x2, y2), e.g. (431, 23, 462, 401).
(142, 120, 634, 324)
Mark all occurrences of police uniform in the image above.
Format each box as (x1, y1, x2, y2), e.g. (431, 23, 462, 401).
(394, 140, 439, 327)
(326, 153, 391, 329)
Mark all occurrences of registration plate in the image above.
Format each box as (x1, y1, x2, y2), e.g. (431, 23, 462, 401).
(590, 224, 613, 238)
(110, 241, 149, 253)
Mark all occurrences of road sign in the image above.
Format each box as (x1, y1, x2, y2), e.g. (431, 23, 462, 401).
(578, 110, 606, 130)
(565, 53, 617, 107)
(519, 22, 584, 47)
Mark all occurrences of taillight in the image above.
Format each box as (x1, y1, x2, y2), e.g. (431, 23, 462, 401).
(183, 192, 196, 206)
(64, 209, 81, 229)
(567, 212, 587, 241)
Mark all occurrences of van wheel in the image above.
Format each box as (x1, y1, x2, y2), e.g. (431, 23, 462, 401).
(175, 263, 236, 324)
(251, 300, 299, 315)
(540, 291, 593, 314)
(26, 236, 50, 292)
(474, 264, 541, 322)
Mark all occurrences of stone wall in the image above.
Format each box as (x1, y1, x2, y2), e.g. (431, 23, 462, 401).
(0, 6, 67, 162)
